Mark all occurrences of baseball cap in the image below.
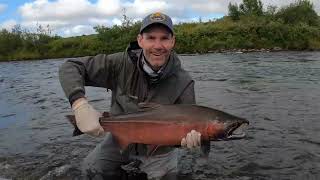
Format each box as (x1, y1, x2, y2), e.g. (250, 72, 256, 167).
(140, 12, 174, 34)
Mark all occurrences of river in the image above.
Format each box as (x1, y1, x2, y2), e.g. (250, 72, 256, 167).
(0, 51, 319, 179)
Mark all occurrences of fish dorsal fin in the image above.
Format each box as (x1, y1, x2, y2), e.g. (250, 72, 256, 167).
(137, 102, 162, 112)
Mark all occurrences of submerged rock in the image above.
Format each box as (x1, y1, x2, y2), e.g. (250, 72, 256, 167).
(39, 165, 82, 180)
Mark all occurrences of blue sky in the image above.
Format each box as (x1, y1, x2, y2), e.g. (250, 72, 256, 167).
(0, 1, 21, 22)
(0, 0, 319, 37)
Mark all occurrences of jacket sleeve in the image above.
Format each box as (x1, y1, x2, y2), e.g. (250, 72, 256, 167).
(176, 80, 196, 104)
(59, 53, 123, 105)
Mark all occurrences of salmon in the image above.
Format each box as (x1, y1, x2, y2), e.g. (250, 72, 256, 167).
(66, 103, 249, 149)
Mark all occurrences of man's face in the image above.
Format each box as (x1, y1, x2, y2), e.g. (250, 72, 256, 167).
(137, 25, 175, 70)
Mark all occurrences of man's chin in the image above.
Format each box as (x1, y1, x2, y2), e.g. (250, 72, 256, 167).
(150, 60, 166, 68)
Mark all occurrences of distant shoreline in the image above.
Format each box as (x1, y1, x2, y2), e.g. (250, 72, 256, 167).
(1, 49, 320, 62)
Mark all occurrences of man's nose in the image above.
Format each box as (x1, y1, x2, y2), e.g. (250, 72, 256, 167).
(153, 39, 165, 49)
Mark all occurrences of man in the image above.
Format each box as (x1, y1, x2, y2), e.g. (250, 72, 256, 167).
(59, 12, 201, 179)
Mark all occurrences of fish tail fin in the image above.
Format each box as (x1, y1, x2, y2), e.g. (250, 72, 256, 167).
(65, 112, 109, 137)
(65, 115, 83, 136)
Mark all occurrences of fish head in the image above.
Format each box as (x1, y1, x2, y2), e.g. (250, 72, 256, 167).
(207, 113, 249, 140)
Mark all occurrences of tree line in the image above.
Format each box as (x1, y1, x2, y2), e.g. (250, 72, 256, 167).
(0, 0, 319, 61)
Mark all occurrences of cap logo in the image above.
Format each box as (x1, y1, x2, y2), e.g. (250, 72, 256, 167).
(150, 12, 166, 22)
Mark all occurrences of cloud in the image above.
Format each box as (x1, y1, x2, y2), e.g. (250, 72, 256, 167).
(0, 19, 17, 30)
(17, 0, 123, 36)
(96, 0, 121, 16)
(168, 0, 320, 15)
(61, 25, 96, 36)
(123, 0, 171, 17)
(111, 18, 122, 26)
(166, 0, 235, 15)
(19, 0, 103, 22)
(0, 3, 7, 13)
(13, 0, 320, 37)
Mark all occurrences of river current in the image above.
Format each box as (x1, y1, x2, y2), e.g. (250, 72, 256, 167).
(0, 51, 319, 179)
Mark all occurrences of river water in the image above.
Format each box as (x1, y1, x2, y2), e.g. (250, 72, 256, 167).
(0, 51, 319, 180)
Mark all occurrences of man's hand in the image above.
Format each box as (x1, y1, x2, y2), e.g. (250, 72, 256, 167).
(181, 130, 201, 148)
(72, 98, 105, 137)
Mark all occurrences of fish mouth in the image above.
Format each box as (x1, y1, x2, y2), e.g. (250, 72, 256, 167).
(226, 122, 248, 139)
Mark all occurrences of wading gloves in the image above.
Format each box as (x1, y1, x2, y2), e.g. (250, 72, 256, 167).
(72, 98, 105, 137)
(181, 130, 201, 148)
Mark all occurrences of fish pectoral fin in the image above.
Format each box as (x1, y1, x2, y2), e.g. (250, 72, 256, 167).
(138, 102, 162, 111)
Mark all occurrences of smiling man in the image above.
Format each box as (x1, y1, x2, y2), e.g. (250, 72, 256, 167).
(59, 12, 201, 179)
(138, 13, 175, 71)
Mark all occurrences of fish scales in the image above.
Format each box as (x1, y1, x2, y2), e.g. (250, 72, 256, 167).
(67, 104, 249, 149)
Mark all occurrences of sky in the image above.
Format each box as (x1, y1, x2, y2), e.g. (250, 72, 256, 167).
(0, 0, 319, 37)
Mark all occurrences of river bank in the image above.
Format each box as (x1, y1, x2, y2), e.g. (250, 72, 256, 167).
(2, 16, 320, 61)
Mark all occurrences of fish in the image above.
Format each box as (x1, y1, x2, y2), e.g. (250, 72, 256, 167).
(66, 103, 249, 149)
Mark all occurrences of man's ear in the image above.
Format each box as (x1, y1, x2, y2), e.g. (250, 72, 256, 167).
(171, 35, 176, 48)
(137, 34, 143, 47)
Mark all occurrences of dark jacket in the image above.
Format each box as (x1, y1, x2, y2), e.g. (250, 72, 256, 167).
(59, 41, 195, 115)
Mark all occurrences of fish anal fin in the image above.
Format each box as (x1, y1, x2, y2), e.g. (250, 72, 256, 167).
(116, 137, 130, 150)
